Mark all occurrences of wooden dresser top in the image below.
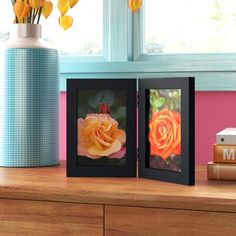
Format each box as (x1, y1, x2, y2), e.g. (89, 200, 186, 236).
(0, 161, 236, 213)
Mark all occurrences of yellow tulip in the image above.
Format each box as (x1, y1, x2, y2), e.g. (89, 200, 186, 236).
(29, 0, 44, 9)
(58, 0, 70, 16)
(69, 0, 79, 8)
(59, 15, 73, 30)
(42, 1, 53, 19)
(58, 0, 68, 5)
(13, 1, 30, 20)
(128, 0, 142, 13)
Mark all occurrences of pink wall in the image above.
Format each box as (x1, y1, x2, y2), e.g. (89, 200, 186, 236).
(60, 92, 67, 162)
(195, 92, 236, 164)
(60, 92, 236, 165)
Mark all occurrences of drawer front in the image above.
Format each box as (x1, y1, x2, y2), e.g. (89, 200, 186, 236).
(105, 206, 236, 236)
(0, 199, 103, 236)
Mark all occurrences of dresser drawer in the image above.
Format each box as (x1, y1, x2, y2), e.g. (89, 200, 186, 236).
(0, 199, 103, 236)
(105, 205, 236, 236)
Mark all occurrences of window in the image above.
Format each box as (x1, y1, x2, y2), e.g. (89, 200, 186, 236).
(144, 0, 236, 54)
(1, 1, 235, 91)
(0, 0, 103, 56)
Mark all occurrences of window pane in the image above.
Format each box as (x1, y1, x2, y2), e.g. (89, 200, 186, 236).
(0, 1, 12, 42)
(144, 0, 236, 54)
(0, 0, 103, 56)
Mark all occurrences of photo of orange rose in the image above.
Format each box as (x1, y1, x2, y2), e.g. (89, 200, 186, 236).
(149, 108, 181, 160)
(78, 113, 126, 159)
(148, 89, 182, 172)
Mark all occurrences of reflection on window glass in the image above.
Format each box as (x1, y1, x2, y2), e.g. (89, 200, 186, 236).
(0, 0, 103, 56)
(145, 0, 236, 54)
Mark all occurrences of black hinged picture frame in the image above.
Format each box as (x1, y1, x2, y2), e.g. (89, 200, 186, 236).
(67, 77, 195, 185)
(67, 79, 137, 177)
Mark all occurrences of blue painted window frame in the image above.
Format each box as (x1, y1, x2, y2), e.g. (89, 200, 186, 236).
(60, 0, 236, 91)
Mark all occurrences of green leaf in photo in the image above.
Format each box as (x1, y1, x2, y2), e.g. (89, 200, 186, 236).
(110, 106, 126, 130)
(149, 112, 152, 120)
(153, 97, 166, 108)
(169, 102, 175, 110)
(87, 90, 115, 109)
(111, 106, 126, 122)
(152, 107, 159, 113)
(116, 106, 126, 118)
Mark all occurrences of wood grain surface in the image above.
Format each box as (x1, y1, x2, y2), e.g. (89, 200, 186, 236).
(105, 205, 236, 236)
(0, 199, 103, 236)
(0, 161, 236, 213)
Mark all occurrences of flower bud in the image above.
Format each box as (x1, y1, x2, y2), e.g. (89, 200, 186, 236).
(59, 15, 73, 30)
(128, 0, 142, 13)
(58, 0, 70, 16)
(42, 1, 53, 19)
(69, 0, 79, 8)
(13, 1, 30, 20)
(99, 104, 110, 114)
(29, 0, 44, 9)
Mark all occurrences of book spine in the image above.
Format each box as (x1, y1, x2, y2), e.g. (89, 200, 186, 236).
(207, 163, 236, 180)
(213, 144, 236, 164)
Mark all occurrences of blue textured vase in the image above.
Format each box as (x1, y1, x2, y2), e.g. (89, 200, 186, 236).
(0, 24, 59, 167)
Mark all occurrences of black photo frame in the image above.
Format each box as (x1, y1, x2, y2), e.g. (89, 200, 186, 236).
(67, 79, 137, 177)
(138, 78, 195, 185)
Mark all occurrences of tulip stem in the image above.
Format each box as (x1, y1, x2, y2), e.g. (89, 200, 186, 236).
(31, 9, 35, 23)
(37, 7, 43, 24)
(32, 8, 39, 24)
(12, 0, 17, 23)
(28, 8, 32, 24)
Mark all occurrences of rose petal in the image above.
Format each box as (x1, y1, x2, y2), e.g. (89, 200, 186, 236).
(108, 147, 126, 159)
(88, 139, 121, 157)
(77, 113, 126, 159)
(149, 108, 181, 160)
(113, 129, 126, 144)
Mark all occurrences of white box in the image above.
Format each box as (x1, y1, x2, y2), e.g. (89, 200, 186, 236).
(216, 128, 236, 145)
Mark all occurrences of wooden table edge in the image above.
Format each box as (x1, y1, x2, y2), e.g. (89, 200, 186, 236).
(1, 186, 236, 214)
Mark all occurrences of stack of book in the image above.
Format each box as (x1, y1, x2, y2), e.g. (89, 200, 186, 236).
(208, 128, 236, 180)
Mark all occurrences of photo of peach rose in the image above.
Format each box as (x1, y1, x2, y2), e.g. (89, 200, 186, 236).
(148, 89, 182, 172)
(77, 89, 127, 166)
(78, 114, 126, 159)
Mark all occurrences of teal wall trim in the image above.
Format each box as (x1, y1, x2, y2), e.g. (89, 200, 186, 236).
(60, 71, 236, 91)
(60, 54, 236, 91)
(61, 55, 236, 73)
